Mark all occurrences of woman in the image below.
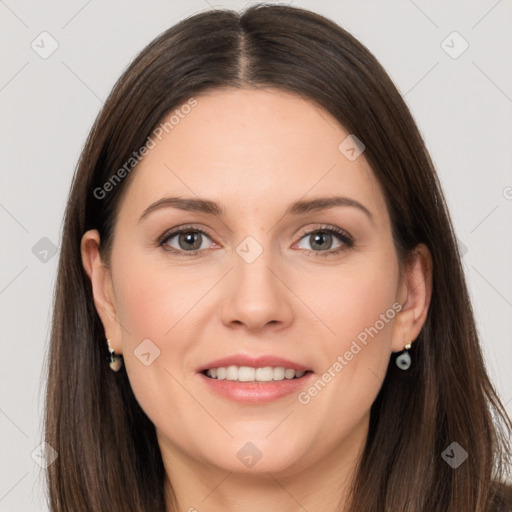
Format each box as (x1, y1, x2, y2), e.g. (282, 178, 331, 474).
(44, 4, 512, 511)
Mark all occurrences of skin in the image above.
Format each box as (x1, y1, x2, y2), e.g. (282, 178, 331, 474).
(81, 87, 432, 512)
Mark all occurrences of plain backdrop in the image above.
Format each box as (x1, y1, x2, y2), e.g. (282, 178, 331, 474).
(1, 1, 511, 510)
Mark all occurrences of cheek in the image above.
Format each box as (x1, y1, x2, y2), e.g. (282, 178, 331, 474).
(295, 253, 399, 417)
(110, 252, 197, 380)
(110, 254, 206, 432)
(304, 257, 399, 352)
(113, 252, 205, 341)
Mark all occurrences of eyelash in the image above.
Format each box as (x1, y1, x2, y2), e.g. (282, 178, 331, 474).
(158, 224, 354, 258)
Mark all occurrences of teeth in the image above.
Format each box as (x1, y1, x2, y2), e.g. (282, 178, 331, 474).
(226, 365, 238, 380)
(284, 368, 295, 379)
(204, 365, 308, 382)
(255, 367, 273, 381)
(273, 367, 285, 380)
(238, 366, 256, 381)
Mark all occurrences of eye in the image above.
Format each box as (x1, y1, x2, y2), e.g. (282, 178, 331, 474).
(159, 226, 215, 255)
(158, 224, 354, 257)
(294, 226, 353, 256)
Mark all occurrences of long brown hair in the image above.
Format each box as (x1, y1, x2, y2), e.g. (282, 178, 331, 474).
(44, 4, 512, 511)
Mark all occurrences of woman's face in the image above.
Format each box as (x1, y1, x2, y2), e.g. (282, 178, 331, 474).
(83, 87, 430, 478)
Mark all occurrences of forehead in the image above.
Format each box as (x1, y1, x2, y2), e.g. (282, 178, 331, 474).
(118, 87, 388, 224)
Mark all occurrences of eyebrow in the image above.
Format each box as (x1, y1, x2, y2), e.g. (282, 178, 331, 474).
(138, 196, 374, 224)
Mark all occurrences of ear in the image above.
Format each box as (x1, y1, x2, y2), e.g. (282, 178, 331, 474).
(80, 229, 123, 354)
(391, 243, 433, 352)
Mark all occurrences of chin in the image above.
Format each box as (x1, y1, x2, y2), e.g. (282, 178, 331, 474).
(198, 435, 309, 475)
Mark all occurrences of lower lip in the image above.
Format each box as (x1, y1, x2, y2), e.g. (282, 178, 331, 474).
(198, 372, 314, 404)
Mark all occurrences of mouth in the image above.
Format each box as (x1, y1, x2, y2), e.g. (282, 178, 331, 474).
(201, 366, 314, 382)
(198, 366, 315, 404)
(196, 354, 314, 403)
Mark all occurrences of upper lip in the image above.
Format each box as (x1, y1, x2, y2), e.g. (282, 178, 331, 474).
(196, 354, 312, 373)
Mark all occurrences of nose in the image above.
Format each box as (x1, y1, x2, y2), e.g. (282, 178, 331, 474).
(220, 244, 294, 333)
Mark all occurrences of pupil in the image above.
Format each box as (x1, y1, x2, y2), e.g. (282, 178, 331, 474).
(180, 231, 201, 250)
(311, 232, 332, 251)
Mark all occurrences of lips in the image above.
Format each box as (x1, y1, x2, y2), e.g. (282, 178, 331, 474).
(199, 371, 314, 403)
(196, 354, 312, 374)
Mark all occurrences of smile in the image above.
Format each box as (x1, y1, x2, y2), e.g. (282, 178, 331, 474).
(202, 365, 310, 382)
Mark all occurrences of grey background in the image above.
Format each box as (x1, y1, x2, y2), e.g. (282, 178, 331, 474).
(1, 0, 511, 510)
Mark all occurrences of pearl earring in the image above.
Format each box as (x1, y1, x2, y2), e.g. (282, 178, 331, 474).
(106, 338, 123, 372)
(395, 342, 412, 370)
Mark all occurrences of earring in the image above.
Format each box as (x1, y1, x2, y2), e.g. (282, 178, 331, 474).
(106, 338, 123, 372)
(395, 341, 412, 370)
